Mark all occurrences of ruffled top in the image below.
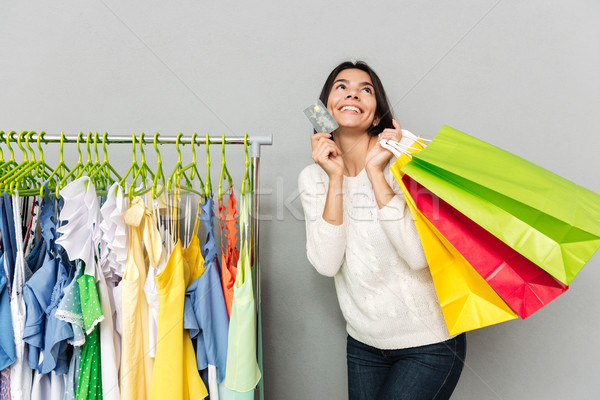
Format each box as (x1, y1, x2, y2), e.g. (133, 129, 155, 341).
(99, 183, 129, 282)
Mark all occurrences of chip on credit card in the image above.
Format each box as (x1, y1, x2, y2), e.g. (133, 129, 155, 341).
(303, 100, 339, 134)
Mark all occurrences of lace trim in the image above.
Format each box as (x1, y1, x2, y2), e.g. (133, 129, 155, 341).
(55, 309, 84, 327)
(67, 337, 86, 347)
(85, 315, 105, 335)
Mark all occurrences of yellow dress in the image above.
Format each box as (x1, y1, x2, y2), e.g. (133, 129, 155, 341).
(120, 197, 155, 400)
(149, 236, 208, 400)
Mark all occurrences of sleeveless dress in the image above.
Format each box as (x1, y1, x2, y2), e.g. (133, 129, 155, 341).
(120, 197, 154, 400)
(150, 193, 208, 400)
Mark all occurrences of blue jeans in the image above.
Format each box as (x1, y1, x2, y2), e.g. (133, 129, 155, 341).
(347, 334, 466, 400)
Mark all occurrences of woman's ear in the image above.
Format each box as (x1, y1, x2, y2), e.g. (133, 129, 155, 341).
(372, 117, 380, 127)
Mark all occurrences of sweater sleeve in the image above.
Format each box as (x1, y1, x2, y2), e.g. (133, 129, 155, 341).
(376, 166, 428, 271)
(298, 166, 346, 277)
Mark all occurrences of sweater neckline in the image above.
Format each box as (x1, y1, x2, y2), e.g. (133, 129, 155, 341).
(344, 168, 367, 180)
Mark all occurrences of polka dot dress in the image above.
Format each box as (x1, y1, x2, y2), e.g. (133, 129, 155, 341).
(75, 271, 104, 399)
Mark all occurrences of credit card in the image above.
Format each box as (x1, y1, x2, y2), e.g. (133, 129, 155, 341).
(303, 100, 339, 133)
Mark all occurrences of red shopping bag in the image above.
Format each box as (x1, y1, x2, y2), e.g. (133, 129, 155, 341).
(402, 174, 568, 318)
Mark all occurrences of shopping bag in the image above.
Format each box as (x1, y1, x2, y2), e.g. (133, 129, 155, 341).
(402, 174, 569, 319)
(391, 151, 518, 335)
(401, 125, 600, 285)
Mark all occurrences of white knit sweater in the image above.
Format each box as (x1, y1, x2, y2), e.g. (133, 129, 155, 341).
(298, 157, 452, 350)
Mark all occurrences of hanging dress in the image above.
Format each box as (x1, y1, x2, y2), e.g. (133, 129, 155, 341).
(148, 192, 208, 400)
(0, 196, 16, 373)
(9, 192, 33, 400)
(120, 197, 154, 400)
(56, 177, 105, 400)
(184, 194, 230, 400)
(99, 182, 128, 382)
(218, 188, 239, 319)
(223, 192, 261, 396)
(142, 196, 166, 360)
(95, 184, 124, 400)
(23, 195, 72, 378)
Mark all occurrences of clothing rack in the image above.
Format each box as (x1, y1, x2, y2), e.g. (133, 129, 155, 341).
(1, 132, 272, 399)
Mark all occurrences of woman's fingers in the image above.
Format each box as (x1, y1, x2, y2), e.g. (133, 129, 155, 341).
(312, 137, 341, 162)
(378, 120, 403, 142)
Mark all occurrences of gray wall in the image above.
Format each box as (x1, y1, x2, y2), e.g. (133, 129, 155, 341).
(2, 1, 599, 399)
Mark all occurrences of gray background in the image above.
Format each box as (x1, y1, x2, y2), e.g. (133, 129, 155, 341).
(1, 1, 599, 399)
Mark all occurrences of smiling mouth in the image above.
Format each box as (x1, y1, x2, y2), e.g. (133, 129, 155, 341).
(339, 105, 362, 114)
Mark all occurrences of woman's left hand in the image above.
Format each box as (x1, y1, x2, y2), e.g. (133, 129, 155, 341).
(365, 119, 403, 173)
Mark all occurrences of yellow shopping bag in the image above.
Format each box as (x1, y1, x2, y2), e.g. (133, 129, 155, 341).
(391, 139, 517, 335)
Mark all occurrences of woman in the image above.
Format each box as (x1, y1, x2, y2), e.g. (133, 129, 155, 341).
(298, 61, 466, 400)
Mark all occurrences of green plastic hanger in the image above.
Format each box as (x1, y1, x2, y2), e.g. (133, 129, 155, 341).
(44, 132, 71, 198)
(88, 132, 105, 189)
(205, 133, 212, 195)
(166, 133, 184, 195)
(151, 133, 166, 199)
(6, 131, 40, 194)
(218, 133, 234, 201)
(119, 133, 142, 199)
(181, 132, 205, 198)
(241, 133, 250, 195)
(0, 131, 4, 167)
(75, 132, 95, 181)
(56, 132, 85, 196)
(131, 132, 157, 197)
(16, 132, 53, 197)
(2, 131, 36, 193)
(0, 131, 28, 190)
(89, 132, 122, 193)
(33, 132, 52, 180)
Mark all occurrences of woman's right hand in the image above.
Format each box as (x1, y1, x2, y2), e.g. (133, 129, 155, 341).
(311, 133, 344, 179)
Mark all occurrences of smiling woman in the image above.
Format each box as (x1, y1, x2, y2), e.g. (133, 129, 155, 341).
(298, 61, 466, 400)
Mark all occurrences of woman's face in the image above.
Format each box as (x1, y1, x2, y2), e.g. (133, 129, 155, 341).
(326, 68, 378, 133)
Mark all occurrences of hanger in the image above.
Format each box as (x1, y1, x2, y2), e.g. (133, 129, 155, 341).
(151, 132, 166, 199)
(0, 131, 32, 192)
(75, 132, 95, 181)
(166, 133, 199, 196)
(119, 133, 140, 199)
(241, 133, 250, 196)
(205, 133, 212, 196)
(181, 132, 205, 198)
(88, 132, 105, 189)
(5, 131, 43, 195)
(56, 132, 85, 196)
(1, 132, 18, 181)
(92, 132, 122, 192)
(218, 133, 234, 201)
(131, 132, 157, 197)
(44, 132, 71, 198)
(0, 131, 5, 172)
(14, 131, 54, 197)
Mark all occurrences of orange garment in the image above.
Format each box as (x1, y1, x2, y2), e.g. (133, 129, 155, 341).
(218, 188, 239, 318)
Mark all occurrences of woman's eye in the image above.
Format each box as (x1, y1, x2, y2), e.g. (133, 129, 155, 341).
(336, 84, 346, 90)
(362, 87, 372, 94)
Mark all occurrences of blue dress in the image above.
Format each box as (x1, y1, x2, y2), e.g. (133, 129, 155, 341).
(183, 195, 229, 383)
(0, 194, 17, 372)
(22, 195, 74, 375)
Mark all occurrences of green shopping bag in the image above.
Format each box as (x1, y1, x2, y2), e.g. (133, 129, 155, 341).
(401, 126, 600, 285)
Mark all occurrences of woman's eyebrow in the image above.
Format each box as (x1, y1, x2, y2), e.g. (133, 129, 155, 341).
(333, 79, 374, 87)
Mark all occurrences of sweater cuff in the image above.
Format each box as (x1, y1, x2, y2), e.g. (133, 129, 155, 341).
(377, 196, 406, 222)
(315, 216, 345, 237)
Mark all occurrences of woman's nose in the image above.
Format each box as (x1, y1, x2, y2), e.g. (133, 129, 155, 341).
(346, 92, 359, 99)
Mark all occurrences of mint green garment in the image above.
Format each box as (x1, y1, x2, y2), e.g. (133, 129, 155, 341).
(223, 192, 261, 393)
(402, 125, 600, 285)
(75, 273, 103, 400)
